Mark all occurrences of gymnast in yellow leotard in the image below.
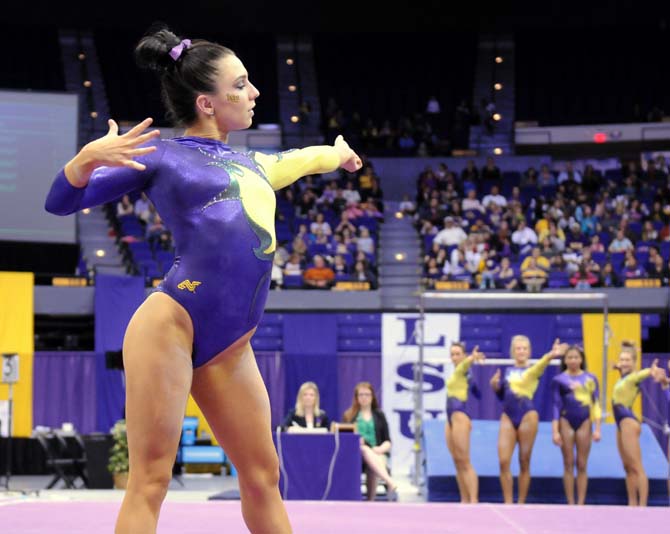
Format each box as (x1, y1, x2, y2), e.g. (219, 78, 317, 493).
(444, 342, 485, 503)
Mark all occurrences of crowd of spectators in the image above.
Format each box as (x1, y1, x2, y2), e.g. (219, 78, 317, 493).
(415, 155, 670, 290)
(321, 96, 488, 157)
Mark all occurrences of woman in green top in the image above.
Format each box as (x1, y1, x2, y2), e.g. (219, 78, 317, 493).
(343, 382, 398, 501)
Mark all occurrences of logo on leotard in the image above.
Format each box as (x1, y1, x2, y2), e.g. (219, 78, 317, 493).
(177, 280, 202, 293)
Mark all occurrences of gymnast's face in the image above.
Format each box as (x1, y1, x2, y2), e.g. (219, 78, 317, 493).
(617, 352, 635, 374)
(450, 345, 466, 366)
(564, 349, 583, 373)
(207, 54, 260, 132)
(511, 339, 531, 365)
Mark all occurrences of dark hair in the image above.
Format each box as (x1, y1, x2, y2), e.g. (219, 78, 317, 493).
(620, 339, 638, 360)
(451, 341, 466, 353)
(134, 23, 235, 126)
(560, 345, 586, 372)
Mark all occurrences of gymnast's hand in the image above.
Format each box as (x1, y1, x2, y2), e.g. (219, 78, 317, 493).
(592, 428, 601, 442)
(334, 135, 363, 173)
(490, 369, 501, 391)
(65, 118, 161, 187)
(470, 345, 486, 363)
(552, 430, 562, 447)
(550, 338, 569, 358)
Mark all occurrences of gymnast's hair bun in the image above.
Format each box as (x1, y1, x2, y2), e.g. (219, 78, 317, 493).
(135, 23, 182, 72)
(620, 339, 636, 348)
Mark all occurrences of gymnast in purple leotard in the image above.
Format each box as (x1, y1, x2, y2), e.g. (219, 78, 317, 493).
(45, 26, 361, 534)
(550, 345, 601, 505)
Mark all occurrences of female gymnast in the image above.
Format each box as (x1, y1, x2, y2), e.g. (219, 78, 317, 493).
(551, 345, 601, 505)
(444, 342, 485, 503)
(342, 382, 398, 501)
(45, 26, 361, 534)
(612, 341, 659, 506)
(490, 336, 568, 503)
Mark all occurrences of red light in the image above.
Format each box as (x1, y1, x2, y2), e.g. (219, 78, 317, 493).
(593, 132, 607, 143)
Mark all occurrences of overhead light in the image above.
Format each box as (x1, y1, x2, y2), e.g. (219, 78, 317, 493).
(395, 211, 403, 219)
(82, 208, 90, 215)
(395, 253, 406, 261)
(495, 56, 503, 64)
(286, 58, 294, 65)
(90, 111, 98, 118)
(83, 80, 92, 87)
(493, 147, 503, 155)
(494, 83, 503, 90)
(290, 115, 299, 123)
(78, 53, 86, 60)
(288, 85, 297, 92)
(493, 113, 501, 121)
(95, 249, 105, 257)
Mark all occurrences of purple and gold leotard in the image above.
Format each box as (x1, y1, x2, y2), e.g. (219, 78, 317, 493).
(611, 368, 651, 428)
(497, 354, 555, 429)
(552, 371, 601, 431)
(45, 136, 339, 367)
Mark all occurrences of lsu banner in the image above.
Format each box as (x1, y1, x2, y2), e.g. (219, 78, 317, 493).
(382, 313, 460, 476)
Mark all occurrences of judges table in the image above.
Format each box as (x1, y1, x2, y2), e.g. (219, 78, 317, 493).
(273, 431, 361, 500)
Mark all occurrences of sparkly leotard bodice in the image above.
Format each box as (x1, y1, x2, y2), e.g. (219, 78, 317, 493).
(45, 136, 340, 366)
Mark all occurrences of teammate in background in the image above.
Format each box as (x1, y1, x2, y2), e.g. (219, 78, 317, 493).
(551, 345, 602, 505)
(445, 342, 485, 503)
(490, 336, 568, 503)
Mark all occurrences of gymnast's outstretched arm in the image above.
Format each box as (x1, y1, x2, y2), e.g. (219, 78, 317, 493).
(45, 118, 163, 215)
(254, 134, 362, 190)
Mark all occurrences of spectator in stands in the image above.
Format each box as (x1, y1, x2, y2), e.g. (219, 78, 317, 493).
(581, 164, 601, 196)
(134, 192, 151, 222)
(310, 213, 332, 236)
(496, 257, 518, 289)
(641, 221, 658, 242)
(332, 188, 348, 215)
(521, 257, 548, 291)
(291, 234, 308, 257)
(521, 167, 538, 188)
(317, 181, 337, 207)
(434, 216, 467, 247)
(332, 254, 349, 277)
(367, 178, 385, 213)
(357, 164, 375, 200)
(399, 194, 416, 216)
(478, 251, 499, 289)
(284, 253, 303, 277)
(621, 256, 646, 280)
(356, 226, 375, 255)
(538, 164, 556, 187)
(589, 234, 605, 253)
(521, 247, 550, 272)
(303, 255, 335, 289)
(296, 190, 317, 217)
(117, 194, 134, 217)
(482, 185, 507, 209)
(576, 205, 597, 236)
(570, 262, 599, 289)
(335, 212, 357, 236)
(283, 382, 330, 431)
(343, 382, 398, 501)
(644, 246, 661, 272)
(353, 260, 378, 289)
(647, 254, 669, 285)
(443, 249, 469, 282)
(608, 229, 634, 253)
(481, 157, 501, 183)
(599, 262, 621, 288)
(146, 213, 170, 250)
(271, 255, 284, 289)
(462, 189, 485, 214)
(557, 162, 582, 185)
(511, 220, 538, 256)
(461, 160, 479, 185)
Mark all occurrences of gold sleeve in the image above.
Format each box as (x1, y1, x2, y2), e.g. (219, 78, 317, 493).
(253, 146, 341, 191)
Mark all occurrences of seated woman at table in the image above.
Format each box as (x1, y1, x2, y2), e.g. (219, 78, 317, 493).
(282, 381, 330, 431)
(343, 382, 398, 501)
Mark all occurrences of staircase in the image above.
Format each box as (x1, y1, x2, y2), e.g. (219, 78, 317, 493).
(276, 35, 324, 148)
(469, 35, 516, 156)
(379, 202, 423, 310)
(59, 30, 124, 276)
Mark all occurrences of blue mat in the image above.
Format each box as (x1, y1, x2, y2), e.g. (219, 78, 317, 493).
(424, 419, 669, 505)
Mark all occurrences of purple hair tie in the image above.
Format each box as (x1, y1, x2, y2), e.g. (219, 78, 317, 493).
(169, 39, 192, 61)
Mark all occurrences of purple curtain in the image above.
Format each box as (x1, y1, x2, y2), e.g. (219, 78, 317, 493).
(33, 352, 97, 434)
(337, 352, 381, 421)
(255, 351, 285, 428)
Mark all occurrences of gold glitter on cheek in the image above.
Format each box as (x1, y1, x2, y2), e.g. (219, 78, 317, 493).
(226, 94, 240, 103)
